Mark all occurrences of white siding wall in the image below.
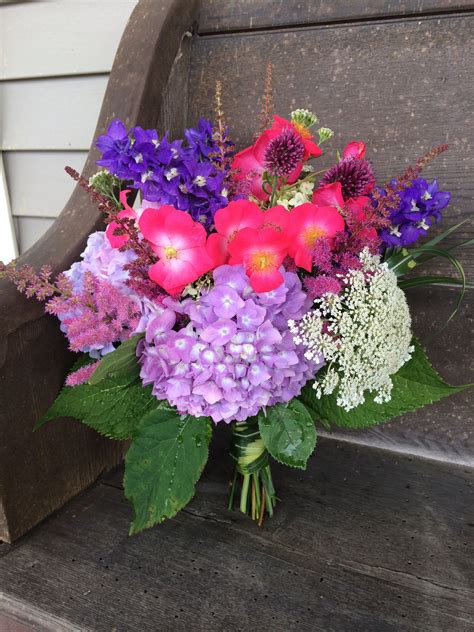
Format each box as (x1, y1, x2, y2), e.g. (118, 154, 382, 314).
(0, 0, 138, 259)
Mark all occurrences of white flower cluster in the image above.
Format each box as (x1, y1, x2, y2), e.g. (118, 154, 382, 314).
(289, 250, 414, 411)
(276, 180, 314, 210)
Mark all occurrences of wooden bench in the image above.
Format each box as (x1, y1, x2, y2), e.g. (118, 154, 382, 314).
(0, 0, 473, 628)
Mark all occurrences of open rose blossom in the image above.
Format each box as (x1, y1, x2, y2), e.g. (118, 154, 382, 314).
(289, 202, 345, 271)
(106, 189, 138, 248)
(139, 205, 216, 295)
(228, 226, 288, 292)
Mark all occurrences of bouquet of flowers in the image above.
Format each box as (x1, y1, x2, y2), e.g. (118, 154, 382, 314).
(2, 78, 471, 534)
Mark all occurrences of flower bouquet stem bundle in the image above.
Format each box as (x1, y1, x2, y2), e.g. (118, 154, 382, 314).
(2, 72, 471, 535)
(229, 418, 276, 521)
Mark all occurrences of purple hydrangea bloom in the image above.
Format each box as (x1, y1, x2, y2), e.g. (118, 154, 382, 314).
(379, 178, 451, 247)
(96, 118, 232, 227)
(139, 265, 324, 423)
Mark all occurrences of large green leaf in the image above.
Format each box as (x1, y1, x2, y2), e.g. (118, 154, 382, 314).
(124, 409, 212, 534)
(35, 378, 157, 440)
(301, 339, 470, 429)
(258, 399, 316, 469)
(89, 335, 143, 385)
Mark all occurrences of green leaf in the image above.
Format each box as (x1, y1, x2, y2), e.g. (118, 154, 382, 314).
(89, 335, 143, 385)
(258, 399, 316, 470)
(301, 339, 470, 429)
(124, 409, 212, 534)
(35, 377, 157, 440)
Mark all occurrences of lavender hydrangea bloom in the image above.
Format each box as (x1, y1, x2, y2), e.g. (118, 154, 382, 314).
(139, 265, 324, 423)
(96, 118, 231, 227)
(379, 178, 451, 247)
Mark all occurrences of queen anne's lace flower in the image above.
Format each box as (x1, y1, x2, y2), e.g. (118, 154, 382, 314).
(289, 249, 413, 411)
(139, 265, 323, 423)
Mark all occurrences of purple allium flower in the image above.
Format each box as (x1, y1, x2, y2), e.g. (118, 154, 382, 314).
(378, 177, 451, 247)
(321, 157, 375, 200)
(264, 127, 305, 177)
(139, 265, 324, 423)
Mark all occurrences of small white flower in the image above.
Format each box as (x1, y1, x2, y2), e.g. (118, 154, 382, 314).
(193, 175, 207, 187)
(289, 249, 413, 411)
(165, 168, 179, 181)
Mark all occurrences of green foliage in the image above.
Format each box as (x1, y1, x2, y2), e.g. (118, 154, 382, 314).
(302, 339, 470, 429)
(35, 378, 157, 440)
(89, 335, 143, 385)
(124, 409, 212, 534)
(36, 337, 152, 439)
(258, 399, 316, 469)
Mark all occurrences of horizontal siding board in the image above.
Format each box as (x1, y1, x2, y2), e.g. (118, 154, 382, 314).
(188, 14, 474, 277)
(1, 75, 108, 150)
(0, 0, 138, 80)
(4, 151, 88, 218)
(15, 217, 55, 254)
(199, 0, 474, 33)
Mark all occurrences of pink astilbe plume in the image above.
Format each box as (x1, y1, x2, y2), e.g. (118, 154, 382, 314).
(65, 361, 101, 386)
(46, 272, 140, 354)
(0, 261, 73, 301)
(304, 275, 342, 299)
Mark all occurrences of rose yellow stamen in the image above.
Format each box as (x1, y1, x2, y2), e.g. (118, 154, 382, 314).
(303, 226, 326, 247)
(164, 245, 178, 259)
(250, 251, 276, 272)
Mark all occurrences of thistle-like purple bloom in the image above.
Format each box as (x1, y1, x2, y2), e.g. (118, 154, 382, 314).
(379, 177, 451, 247)
(264, 127, 305, 177)
(321, 156, 375, 200)
(139, 265, 324, 423)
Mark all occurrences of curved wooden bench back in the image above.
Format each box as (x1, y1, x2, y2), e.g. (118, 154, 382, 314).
(0, 0, 199, 542)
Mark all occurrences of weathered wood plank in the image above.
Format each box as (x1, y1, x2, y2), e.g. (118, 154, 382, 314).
(1, 437, 472, 631)
(188, 14, 474, 277)
(0, 0, 138, 81)
(199, 0, 474, 33)
(0, 76, 108, 151)
(4, 152, 88, 218)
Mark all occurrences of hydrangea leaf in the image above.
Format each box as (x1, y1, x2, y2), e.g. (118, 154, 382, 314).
(89, 335, 143, 385)
(35, 378, 157, 440)
(258, 399, 316, 469)
(124, 409, 212, 534)
(302, 339, 471, 429)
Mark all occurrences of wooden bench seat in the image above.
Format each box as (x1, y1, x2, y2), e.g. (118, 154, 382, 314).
(0, 435, 472, 631)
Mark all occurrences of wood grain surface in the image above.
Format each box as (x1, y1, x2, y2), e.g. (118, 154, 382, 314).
(199, 0, 474, 33)
(0, 436, 472, 631)
(189, 13, 474, 278)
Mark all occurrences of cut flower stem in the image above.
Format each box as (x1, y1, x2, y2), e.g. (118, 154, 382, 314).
(228, 419, 277, 524)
